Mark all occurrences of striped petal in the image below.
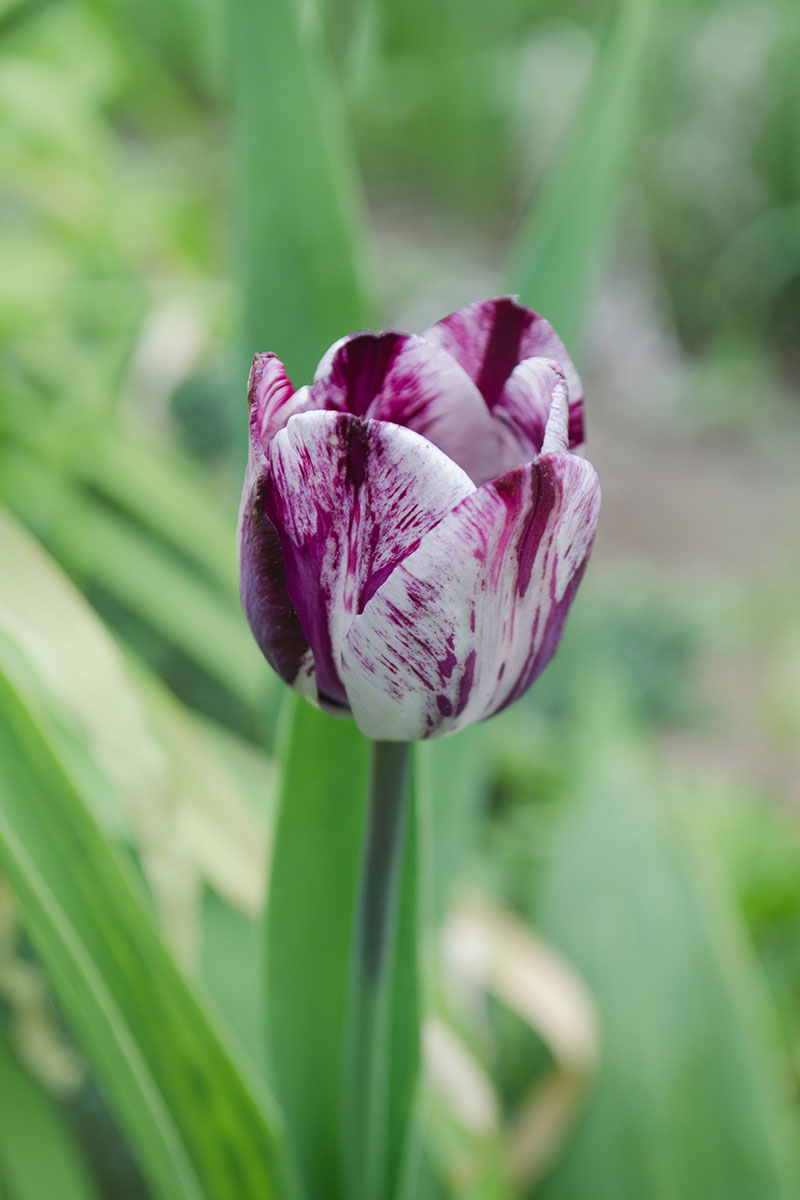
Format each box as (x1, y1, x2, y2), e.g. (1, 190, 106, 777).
(488, 357, 570, 472)
(423, 296, 585, 449)
(248, 352, 315, 450)
(263, 411, 476, 709)
(341, 451, 600, 740)
(240, 356, 318, 695)
(238, 448, 316, 699)
(311, 331, 507, 484)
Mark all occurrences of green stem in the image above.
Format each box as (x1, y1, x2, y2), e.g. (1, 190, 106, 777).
(342, 740, 411, 1200)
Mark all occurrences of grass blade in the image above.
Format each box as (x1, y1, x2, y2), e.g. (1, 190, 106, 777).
(0, 452, 268, 711)
(230, 0, 372, 385)
(534, 716, 800, 1200)
(0, 1033, 100, 1200)
(265, 701, 420, 1199)
(0, 661, 294, 1200)
(507, 0, 654, 352)
(264, 698, 370, 1197)
(341, 743, 420, 1200)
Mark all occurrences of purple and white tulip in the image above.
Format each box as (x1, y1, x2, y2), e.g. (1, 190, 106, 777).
(239, 297, 600, 741)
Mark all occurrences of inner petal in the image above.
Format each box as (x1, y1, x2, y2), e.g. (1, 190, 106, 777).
(311, 330, 507, 483)
(423, 296, 585, 447)
(263, 410, 475, 707)
(491, 358, 569, 465)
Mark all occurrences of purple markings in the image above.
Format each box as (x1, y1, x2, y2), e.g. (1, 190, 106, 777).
(455, 649, 476, 716)
(437, 633, 458, 681)
(514, 466, 551, 599)
(474, 298, 532, 410)
(325, 332, 405, 416)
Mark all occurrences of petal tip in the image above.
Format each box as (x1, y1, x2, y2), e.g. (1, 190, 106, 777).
(246, 352, 298, 450)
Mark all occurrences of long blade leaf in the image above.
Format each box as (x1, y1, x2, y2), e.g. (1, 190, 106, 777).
(0, 662, 293, 1200)
(507, 0, 653, 352)
(263, 699, 370, 1196)
(0, 1033, 100, 1200)
(230, 0, 371, 385)
(535, 722, 800, 1200)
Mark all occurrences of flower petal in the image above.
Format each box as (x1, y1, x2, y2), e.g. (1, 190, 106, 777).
(238, 458, 316, 698)
(311, 330, 507, 483)
(341, 452, 600, 740)
(489, 357, 569, 467)
(423, 296, 584, 448)
(263, 411, 476, 709)
(248, 352, 314, 450)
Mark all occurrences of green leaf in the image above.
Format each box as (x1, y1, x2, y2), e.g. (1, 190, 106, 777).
(264, 701, 421, 1200)
(65, 500, 266, 710)
(508, 0, 654, 352)
(0, 504, 272, 972)
(0, 453, 268, 711)
(264, 698, 370, 1197)
(0, 502, 163, 838)
(0, 662, 294, 1200)
(0, 1032, 100, 1200)
(230, 0, 371, 386)
(534, 727, 800, 1200)
(340, 743, 420, 1200)
(76, 424, 241, 605)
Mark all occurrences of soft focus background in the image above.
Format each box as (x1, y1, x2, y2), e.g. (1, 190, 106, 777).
(1, 0, 799, 1196)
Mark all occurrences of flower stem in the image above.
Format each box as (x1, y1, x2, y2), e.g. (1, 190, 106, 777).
(342, 740, 411, 1200)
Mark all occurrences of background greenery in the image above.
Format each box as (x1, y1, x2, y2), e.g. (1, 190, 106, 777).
(1, 0, 799, 1195)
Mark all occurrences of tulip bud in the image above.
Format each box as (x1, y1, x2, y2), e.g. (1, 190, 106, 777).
(239, 297, 600, 740)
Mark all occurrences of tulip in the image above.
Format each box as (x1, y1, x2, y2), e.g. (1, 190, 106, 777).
(239, 296, 600, 741)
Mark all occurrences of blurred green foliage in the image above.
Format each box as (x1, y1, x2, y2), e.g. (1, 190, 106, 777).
(0, 0, 799, 1196)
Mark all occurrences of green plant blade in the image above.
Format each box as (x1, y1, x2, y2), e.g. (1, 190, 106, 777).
(264, 699, 370, 1197)
(264, 701, 420, 1199)
(534, 731, 800, 1200)
(230, 0, 371, 386)
(507, 0, 653, 352)
(0, 663, 293, 1200)
(340, 743, 420, 1200)
(77, 424, 240, 604)
(0, 1032, 100, 1200)
(0, 452, 267, 711)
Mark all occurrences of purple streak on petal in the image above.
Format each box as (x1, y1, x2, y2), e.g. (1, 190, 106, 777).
(490, 358, 568, 463)
(474, 298, 532, 408)
(341, 452, 600, 740)
(311, 330, 507, 484)
(422, 296, 585, 449)
(455, 649, 477, 718)
(319, 332, 406, 416)
(263, 410, 475, 709)
(438, 634, 458, 681)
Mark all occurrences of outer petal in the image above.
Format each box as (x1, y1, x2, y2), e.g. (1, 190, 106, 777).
(341, 452, 600, 740)
(263, 411, 476, 709)
(422, 296, 585, 448)
(238, 438, 316, 698)
(248, 352, 315, 450)
(310, 330, 507, 484)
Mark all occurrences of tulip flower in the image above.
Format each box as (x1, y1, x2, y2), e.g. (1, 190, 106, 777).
(239, 296, 600, 741)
